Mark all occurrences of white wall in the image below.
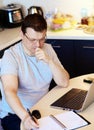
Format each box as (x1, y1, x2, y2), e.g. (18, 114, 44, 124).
(0, 0, 3, 7)
(1, 0, 94, 22)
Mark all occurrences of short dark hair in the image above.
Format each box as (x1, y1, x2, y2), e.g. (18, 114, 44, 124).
(21, 13, 47, 34)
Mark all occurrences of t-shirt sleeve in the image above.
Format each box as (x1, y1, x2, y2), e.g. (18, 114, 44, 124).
(0, 50, 18, 76)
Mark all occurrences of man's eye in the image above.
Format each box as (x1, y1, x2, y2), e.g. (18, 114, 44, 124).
(31, 39, 36, 42)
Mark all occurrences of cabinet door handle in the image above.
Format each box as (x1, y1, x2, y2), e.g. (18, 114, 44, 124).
(52, 45, 61, 48)
(83, 46, 94, 49)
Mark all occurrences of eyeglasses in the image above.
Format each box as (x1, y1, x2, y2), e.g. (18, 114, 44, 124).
(25, 34, 46, 43)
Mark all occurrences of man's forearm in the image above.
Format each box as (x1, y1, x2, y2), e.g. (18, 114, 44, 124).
(48, 59, 69, 87)
(5, 91, 28, 121)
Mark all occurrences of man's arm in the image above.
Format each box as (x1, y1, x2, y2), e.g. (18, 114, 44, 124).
(35, 48, 69, 87)
(1, 75, 39, 130)
(48, 59, 69, 87)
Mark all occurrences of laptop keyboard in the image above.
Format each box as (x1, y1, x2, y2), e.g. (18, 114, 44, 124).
(64, 90, 88, 109)
(51, 88, 88, 110)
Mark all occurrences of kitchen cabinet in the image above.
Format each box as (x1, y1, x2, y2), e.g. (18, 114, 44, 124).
(1, 39, 94, 78)
(47, 39, 76, 90)
(74, 40, 94, 76)
(47, 39, 94, 80)
(47, 39, 76, 78)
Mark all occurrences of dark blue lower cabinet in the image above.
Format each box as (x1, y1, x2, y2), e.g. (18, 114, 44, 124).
(47, 39, 76, 78)
(74, 40, 94, 76)
(47, 39, 94, 79)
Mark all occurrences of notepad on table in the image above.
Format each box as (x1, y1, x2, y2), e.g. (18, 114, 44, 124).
(35, 111, 90, 130)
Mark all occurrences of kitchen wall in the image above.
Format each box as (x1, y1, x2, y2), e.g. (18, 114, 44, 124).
(0, 0, 94, 22)
(0, 0, 3, 7)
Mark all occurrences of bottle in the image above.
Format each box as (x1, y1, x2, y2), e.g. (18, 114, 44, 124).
(81, 8, 88, 25)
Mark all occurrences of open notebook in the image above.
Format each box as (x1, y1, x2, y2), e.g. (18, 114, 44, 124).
(35, 111, 90, 130)
(51, 82, 94, 112)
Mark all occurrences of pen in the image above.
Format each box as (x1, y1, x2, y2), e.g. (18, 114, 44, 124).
(50, 114, 67, 130)
(27, 108, 38, 124)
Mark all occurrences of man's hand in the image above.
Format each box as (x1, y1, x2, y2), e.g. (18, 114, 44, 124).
(35, 48, 50, 63)
(22, 114, 39, 130)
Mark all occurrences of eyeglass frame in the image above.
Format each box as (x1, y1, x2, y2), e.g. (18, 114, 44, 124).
(24, 34, 46, 43)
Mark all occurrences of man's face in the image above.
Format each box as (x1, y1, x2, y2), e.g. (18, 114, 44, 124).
(21, 28, 46, 56)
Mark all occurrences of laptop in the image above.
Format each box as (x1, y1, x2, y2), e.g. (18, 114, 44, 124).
(51, 82, 94, 112)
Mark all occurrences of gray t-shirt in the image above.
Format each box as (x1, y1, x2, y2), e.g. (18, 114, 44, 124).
(0, 42, 63, 118)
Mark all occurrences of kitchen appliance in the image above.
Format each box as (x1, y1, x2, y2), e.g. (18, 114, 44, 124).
(28, 6, 44, 16)
(0, 3, 24, 28)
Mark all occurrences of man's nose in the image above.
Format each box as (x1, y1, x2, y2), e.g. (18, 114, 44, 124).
(36, 40, 40, 47)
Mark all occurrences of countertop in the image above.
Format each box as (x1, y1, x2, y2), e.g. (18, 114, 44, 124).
(47, 28, 94, 40)
(0, 27, 21, 51)
(0, 26, 94, 51)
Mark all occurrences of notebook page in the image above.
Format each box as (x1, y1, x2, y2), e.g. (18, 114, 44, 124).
(56, 111, 88, 129)
(36, 116, 65, 130)
(34, 111, 89, 130)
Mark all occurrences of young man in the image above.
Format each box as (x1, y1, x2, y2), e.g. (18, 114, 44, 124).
(0, 14, 69, 130)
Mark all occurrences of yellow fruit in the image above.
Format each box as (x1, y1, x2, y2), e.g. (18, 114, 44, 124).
(52, 18, 65, 24)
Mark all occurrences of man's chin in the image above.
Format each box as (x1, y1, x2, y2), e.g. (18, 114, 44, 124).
(31, 51, 36, 56)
